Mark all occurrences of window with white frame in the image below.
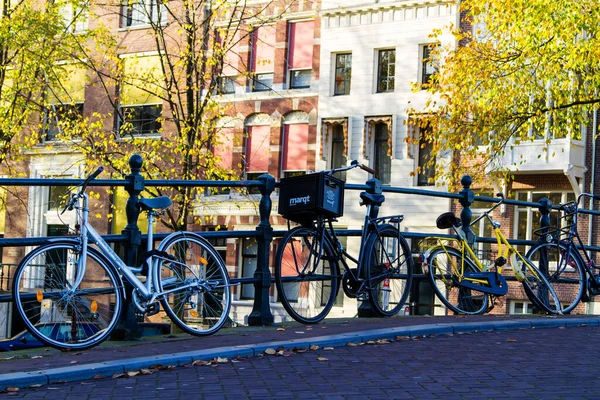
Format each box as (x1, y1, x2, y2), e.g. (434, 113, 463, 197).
(373, 122, 391, 185)
(376, 49, 395, 93)
(44, 103, 84, 140)
(510, 300, 534, 315)
(514, 190, 576, 253)
(333, 53, 351, 96)
(420, 43, 440, 86)
(121, 0, 166, 28)
(239, 238, 257, 300)
(60, 1, 88, 33)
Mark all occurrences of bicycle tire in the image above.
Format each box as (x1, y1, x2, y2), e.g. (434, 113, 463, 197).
(427, 246, 489, 315)
(526, 242, 584, 314)
(516, 254, 563, 314)
(12, 241, 123, 350)
(274, 226, 339, 324)
(156, 232, 231, 336)
(363, 225, 413, 316)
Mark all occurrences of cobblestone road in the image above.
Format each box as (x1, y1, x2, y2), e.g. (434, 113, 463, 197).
(3, 326, 600, 399)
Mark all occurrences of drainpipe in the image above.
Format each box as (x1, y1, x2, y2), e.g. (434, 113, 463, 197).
(588, 107, 597, 247)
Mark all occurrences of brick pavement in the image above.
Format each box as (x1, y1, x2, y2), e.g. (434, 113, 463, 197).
(1, 315, 599, 397)
(3, 324, 600, 399)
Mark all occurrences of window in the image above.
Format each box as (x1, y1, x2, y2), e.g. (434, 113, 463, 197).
(48, 185, 70, 210)
(251, 25, 276, 92)
(287, 20, 314, 90)
(417, 125, 435, 186)
(377, 49, 395, 93)
(60, 2, 88, 33)
(118, 54, 163, 136)
(44, 103, 84, 140)
(334, 53, 351, 96)
(510, 301, 534, 315)
(252, 73, 274, 92)
(240, 239, 257, 300)
(118, 104, 161, 135)
(216, 76, 236, 95)
(289, 70, 311, 89)
(421, 44, 439, 85)
(514, 191, 575, 253)
(330, 125, 347, 181)
(373, 123, 391, 185)
(121, 0, 166, 28)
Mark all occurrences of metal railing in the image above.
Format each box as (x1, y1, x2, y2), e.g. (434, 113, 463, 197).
(1, 154, 599, 338)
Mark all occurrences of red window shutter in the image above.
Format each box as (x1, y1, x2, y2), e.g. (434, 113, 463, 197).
(288, 21, 314, 69)
(246, 125, 270, 172)
(213, 128, 234, 169)
(282, 123, 308, 171)
(252, 25, 276, 73)
(222, 32, 241, 76)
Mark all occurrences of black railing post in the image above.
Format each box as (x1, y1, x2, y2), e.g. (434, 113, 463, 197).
(111, 154, 144, 340)
(248, 174, 275, 326)
(537, 197, 553, 276)
(459, 175, 476, 247)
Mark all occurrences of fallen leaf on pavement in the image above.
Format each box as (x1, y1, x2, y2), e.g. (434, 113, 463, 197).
(216, 357, 229, 363)
(192, 360, 211, 366)
(310, 345, 319, 350)
(264, 348, 277, 355)
(31, 356, 43, 359)
(317, 357, 328, 361)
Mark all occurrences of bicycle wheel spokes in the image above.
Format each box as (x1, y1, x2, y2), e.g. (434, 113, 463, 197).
(518, 255, 563, 314)
(427, 247, 489, 315)
(365, 226, 413, 316)
(526, 242, 584, 314)
(13, 243, 122, 350)
(158, 235, 231, 336)
(274, 226, 338, 324)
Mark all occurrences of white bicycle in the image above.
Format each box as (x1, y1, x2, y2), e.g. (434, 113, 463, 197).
(12, 167, 232, 350)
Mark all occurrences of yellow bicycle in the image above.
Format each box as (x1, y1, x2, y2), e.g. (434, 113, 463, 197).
(421, 194, 562, 315)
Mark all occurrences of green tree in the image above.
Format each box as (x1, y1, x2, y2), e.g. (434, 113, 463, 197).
(410, 0, 600, 185)
(52, 0, 299, 231)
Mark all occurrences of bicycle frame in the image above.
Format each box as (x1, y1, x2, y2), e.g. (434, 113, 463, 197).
(72, 192, 197, 309)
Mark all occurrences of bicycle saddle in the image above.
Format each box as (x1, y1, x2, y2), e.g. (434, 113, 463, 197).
(436, 212, 461, 229)
(138, 196, 172, 211)
(360, 192, 385, 206)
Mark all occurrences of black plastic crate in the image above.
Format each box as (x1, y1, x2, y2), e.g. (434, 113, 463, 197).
(278, 172, 345, 222)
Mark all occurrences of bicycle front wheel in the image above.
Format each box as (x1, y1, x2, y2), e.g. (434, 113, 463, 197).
(364, 225, 413, 316)
(274, 226, 339, 324)
(12, 242, 123, 351)
(516, 254, 563, 314)
(526, 242, 584, 314)
(427, 246, 489, 315)
(157, 233, 231, 336)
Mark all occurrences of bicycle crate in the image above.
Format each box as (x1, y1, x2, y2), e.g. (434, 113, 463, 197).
(278, 172, 345, 222)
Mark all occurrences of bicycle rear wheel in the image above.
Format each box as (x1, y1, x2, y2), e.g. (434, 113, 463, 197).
(12, 241, 122, 350)
(427, 246, 489, 315)
(274, 226, 339, 324)
(516, 254, 563, 314)
(526, 242, 584, 314)
(156, 233, 231, 336)
(364, 225, 413, 316)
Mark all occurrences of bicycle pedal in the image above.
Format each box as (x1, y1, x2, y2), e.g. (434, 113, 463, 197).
(356, 292, 369, 301)
(146, 302, 160, 316)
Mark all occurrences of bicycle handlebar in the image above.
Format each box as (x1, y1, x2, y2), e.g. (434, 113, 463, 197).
(61, 167, 104, 214)
(469, 193, 504, 227)
(328, 160, 377, 177)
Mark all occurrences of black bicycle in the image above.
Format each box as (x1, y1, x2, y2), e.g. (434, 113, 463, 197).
(274, 160, 413, 324)
(527, 192, 600, 313)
